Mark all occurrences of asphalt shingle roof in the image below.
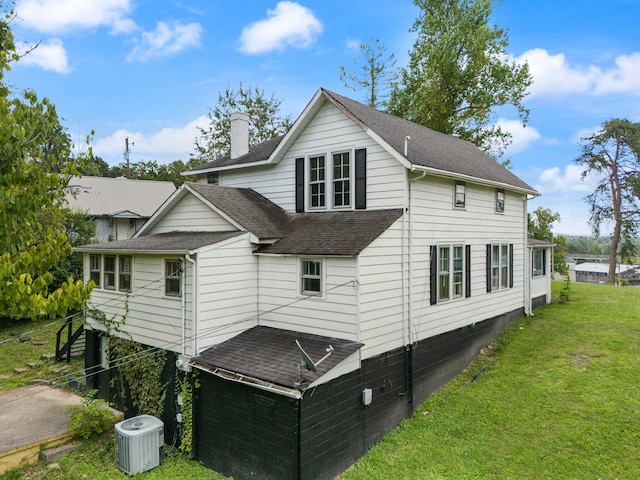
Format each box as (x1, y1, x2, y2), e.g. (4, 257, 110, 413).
(183, 89, 536, 194)
(184, 135, 285, 173)
(75, 231, 243, 252)
(188, 183, 287, 240)
(257, 209, 404, 256)
(193, 325, 363, 391)
(322, 89, 536, 192)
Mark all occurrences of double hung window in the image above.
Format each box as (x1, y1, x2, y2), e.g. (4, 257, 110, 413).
(495, 189, 505, 213)
(308, 151, 351, 210)
(119, 256, 132, 292)
(301, 259, 322, 296)
(454, 181, 466, 208)
(90, 253, 133, 292)
(437, 245, 465, 302)
(532, 249, 546, 277)
(165, 260, 181, 297)
(89, 255, 101, 287)
(487, 243, 513, 292)
(104, 256, 116, 290)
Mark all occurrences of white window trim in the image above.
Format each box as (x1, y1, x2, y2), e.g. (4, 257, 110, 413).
(305, 148, 354, 211)
(90, 253, 133, 293)
(532, 249, 545, 278)
(495, 189, 505, 214)
(437, 244, 465, 303)
(165, 259, 182, 297)
(454, 181, 466, 209)
(490, 243, 511, 291)
(298, 258, 326, 299)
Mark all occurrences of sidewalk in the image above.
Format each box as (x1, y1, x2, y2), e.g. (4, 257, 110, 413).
(0, 385, 84, 473)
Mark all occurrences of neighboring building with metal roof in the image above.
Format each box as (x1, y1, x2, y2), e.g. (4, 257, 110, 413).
(65, 176, 176, 242)
(575, 262, 640, 285)
(79, 88, 550, 480)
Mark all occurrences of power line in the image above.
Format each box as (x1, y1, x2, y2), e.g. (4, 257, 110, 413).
(0, 279, 357, 407)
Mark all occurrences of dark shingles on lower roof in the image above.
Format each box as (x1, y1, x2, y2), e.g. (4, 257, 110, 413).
(256, 209, 404, 256)
(75, 231, 243, 252)
(188, 184, 287, 240)
(194, 326, 363, 391)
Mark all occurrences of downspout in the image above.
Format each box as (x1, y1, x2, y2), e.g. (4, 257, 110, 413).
(523, 195, 532, 316)
(185, 254, 197, 355)
(408, 169, 427, 345)
(181, 257, 187, 356)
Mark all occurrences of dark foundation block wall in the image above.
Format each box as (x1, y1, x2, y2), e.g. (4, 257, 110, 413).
(84, 330, 179, 444)
(193, 308, 523, 480)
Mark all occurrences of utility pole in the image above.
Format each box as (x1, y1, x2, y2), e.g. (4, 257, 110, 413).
(124, 137, 132, 179)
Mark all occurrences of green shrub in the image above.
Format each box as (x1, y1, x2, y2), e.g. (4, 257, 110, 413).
(68, 390, 116, 439)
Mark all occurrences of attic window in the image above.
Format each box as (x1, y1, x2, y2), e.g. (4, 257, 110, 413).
(207, 172, 220, 185)
(454, 181, 466, 208)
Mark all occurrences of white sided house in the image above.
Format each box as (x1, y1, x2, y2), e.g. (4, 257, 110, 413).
(66, 176, 176, 242)
(78, 89, 551, 480)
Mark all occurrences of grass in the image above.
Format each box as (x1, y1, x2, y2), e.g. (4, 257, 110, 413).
(2, 282, 639, 479)
(0, 317, 85, 390)
(341, 282, 640, 479)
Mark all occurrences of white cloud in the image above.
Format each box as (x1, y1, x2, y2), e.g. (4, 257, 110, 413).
(239, 1, 323, 54)
(126, 21, 202, 62)
(496, 118, 541, 155)
(93, 116, 208, 164)
(16, 0, 136, 34)
(18, 39, 70, 73)
(535, 164, 600, 194)
(517, 48, 640, 98)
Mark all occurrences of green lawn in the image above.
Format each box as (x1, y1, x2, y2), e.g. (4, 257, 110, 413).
(3, 282, 639, 479)
(341, 282, 640, 479)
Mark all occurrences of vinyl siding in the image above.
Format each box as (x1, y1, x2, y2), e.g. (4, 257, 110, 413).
(408, 175, 526, 341)
(194, 234, 259, 353)
(357, 219, 406, 358)
(198, 100, 407, 212)
(256, 255, 359, 339)
(151, 193, 237, 233)
(85, 253, 194, 355)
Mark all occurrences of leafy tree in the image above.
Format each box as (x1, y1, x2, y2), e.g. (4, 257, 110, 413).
(388, 0, 532, 157)
(0, 7, 93, 321)
(194, 83, 293, 163)
(575, 118, 640, 284)
(339, 38, 398, 109)
(528, 207, 567, 275)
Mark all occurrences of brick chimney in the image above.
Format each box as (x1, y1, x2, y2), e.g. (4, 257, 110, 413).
(230, 112, 250, 159)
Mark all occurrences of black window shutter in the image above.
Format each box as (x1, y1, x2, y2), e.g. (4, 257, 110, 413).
(295, 157, 304, 213)
(465, 244, 471, 298)
(486, 244, 492, 293)
(542, 249, 547, 275)
(430, 245, 437, 305)
(355, 148, 367, 210)
(509, 243, 514, 288)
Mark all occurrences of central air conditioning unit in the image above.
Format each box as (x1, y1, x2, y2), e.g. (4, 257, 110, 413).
(115, 414, 164, 475)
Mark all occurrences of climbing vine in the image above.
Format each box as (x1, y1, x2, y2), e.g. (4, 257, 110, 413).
(109, 336, 168, 418)
(177, 370, 199, 455)
(90, 308, 168, 418)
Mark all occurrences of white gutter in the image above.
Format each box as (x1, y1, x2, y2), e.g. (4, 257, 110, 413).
(410, 164, 538, 197)
(190, 363, 302, 399)
(185, 254, 197, 355)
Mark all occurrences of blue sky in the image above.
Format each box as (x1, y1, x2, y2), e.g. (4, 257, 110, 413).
(6, 0, 640, 236)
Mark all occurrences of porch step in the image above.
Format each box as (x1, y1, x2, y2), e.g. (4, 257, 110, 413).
(40, 443, 78, 463)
